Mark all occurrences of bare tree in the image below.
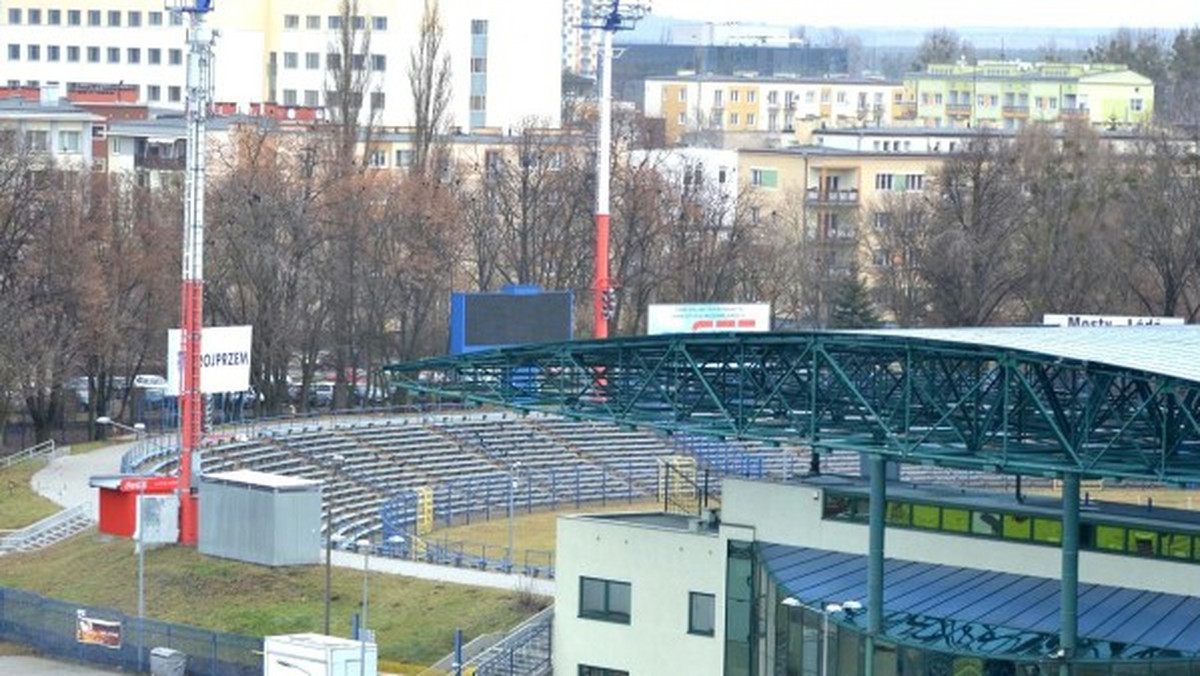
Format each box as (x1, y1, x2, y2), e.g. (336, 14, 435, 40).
(409, 0, 453, 178)
(864, 192, 931, 327)
(922, 133, 1027, 326)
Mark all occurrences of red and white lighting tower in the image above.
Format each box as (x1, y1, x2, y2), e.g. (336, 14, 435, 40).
(172, 0, 215, 545)
(583, 0, 650, 339)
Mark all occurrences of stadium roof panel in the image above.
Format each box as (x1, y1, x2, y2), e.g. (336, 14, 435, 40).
(763, 543, 1200, 660)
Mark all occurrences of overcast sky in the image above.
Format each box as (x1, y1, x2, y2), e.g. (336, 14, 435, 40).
(647, 0, 1200, 29)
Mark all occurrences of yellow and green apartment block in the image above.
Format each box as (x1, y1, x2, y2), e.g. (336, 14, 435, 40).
(903, 61, 1154, 130)
(646, 75, 906, 145)
(738, 145, 946, 295)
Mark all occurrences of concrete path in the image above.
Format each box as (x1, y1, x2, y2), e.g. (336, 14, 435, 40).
(0, 655, 124, 675)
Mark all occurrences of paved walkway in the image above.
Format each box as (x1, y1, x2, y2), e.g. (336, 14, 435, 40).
(0, 655, 123, 675)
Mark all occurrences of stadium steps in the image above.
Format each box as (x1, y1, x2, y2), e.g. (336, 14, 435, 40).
(0, 504, 93, 554)
(519, 418, 649, 496)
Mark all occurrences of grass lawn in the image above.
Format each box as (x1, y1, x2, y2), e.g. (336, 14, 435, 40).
(0, 531, 543, 669)
(0, 459, 63, 530)
(426, 498, 665, 553)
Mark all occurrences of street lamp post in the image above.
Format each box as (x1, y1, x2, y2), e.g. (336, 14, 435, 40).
(356, 535, 403, 676)
(822, 601, 862, 676)
(98, 416, 150, 670)
(507, 462, 521, 573)
(323, 454, 346, 635)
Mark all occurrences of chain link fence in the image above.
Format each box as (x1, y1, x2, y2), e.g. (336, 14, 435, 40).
(0, 586, 261, 676)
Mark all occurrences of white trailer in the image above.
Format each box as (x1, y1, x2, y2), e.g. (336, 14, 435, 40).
(263, 633, 378, 676)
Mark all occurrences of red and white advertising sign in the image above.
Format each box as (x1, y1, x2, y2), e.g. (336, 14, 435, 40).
(647, 304, 771, 335)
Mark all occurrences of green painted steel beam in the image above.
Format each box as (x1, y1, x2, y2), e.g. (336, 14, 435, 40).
(384, 333, 1200, 484)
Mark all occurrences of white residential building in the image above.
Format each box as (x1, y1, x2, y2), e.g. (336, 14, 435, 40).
(0, 0, 563, 131)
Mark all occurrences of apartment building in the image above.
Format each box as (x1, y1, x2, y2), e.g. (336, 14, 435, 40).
(902, 60, 1154, 130)
(645, 74, 905, 145)
(0, 0, 563, 131)
(0, 89, 103, 170)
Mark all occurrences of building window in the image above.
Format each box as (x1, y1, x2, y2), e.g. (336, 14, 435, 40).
(127, 48, 141, 64)
(7, 8, 20, 24)
(148, 85, 161, 101)
(750, 168, 779, 189)
(68, 9, 81, 25)
(875, 173, 894, 191)
(579, 667, 629, 676)
(747, 113, 756, 126)
(326, 53, 341, 70)
(678, 88, 687, 102)
(107, 10, 121, 26)
(24, 130, 49, 152)
(713, 90, 723, 106)
(304, 90, 319, 106)
(169, 49, 182, 66)
(368, 149, 386, 168)
(729, 112, 739, 125)
(328, 15, 342, 30)
(170, 12, 183, 26)
(47, 45, 60, 62)
(67, 46, 80, 62)
(370, 91, 385, 109)
(373, 16, 387, 31)
(284, 52, 298, 69)
(579, 576, 631, 624)
(48, 9, 61, 25)
(305, 52, 320, 70)
(282, 89, 297, 106)
(372, 54, 386, 71)
(730, 89, 740, 103)
(1130, 98, 1144, 112)
(471, 19, 488, 35)
(168, 86, 181, 102)
(87, 46, 100, 63)
(678, 112, 686, 124)
(874, 212, 893, 230)
(87, 10, 101, 26)
(27, 45, 39, 61)
(58, 131, 81, 153)
(28, 8, 41, 24)
(396, 149, 414, 168)
(470, 56, 486, 73)
(748, 90, 757, 103)
(7, 44, 18, 61)
(149, 11, 163, 26)
(149, 48, 161, 65)
(128, 11, 141, 27)
(352, 54, 365, 70)
(306, 15, 320, 29)
(352, 15, 365, 30)
(470, 94, 486, 111)
(689, 592, 716, 636)
(107, 47, 120, 64)
(284, 14, 299, 29)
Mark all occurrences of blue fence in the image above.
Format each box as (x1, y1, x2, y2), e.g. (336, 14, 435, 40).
(0, 586, 261, 676)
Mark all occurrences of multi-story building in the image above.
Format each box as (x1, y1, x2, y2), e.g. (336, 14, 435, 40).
(0, 90, 103, 170)
(902, 61, 1154, 130)
(0, 0, 562, 131)
(645, 74, 905, 146)
(561, 0, 604, 78)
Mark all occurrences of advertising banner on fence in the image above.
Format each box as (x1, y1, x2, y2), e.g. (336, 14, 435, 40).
(166, 325, 253, 395)
(1042, 314, 1184, 328)
(76, 610, 121, 649)
(647, 304, 771, 335)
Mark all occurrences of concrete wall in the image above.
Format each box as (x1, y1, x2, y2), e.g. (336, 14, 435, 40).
(554, 514, 726, 676)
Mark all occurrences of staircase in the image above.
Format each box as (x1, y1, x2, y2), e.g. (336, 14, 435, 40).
(0, 504, 94, 554)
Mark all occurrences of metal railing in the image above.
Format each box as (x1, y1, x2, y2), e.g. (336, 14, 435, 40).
(0, 503, 92, 553)
(1, 439, 62, 469)
(465, 606, 553, 676)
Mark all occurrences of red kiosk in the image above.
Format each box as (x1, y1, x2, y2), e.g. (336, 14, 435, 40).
(89, 475, 179, 538)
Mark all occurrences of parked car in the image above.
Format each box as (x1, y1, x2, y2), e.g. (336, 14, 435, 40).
(310, 382, 336, 407)
(133, 374, 168, 403)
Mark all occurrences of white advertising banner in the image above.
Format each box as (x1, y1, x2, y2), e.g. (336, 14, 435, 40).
(647, 304, 771, 335)
(166, 325, 252, 395)
(1042, 314, 1184, 328)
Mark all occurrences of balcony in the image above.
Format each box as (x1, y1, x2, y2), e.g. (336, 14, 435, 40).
(946, 103, 972, 117)
(895, 102, 917, 120)
(1060, 106, 1090, 120)
(1002, 105, 1029, 117)
(806, 187, 859, 205)
(135, 154, 186, 171)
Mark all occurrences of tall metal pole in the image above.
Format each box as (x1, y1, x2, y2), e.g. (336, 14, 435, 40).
(324, 490, 333, 635)
(177, 2, 215, 546)
(592, 24, 614, 339)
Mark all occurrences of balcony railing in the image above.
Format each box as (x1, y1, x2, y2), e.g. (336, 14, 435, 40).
(806, 188, 859, 205)
(135, 155, 186, 171)
(1060, 106, 1090, 119)
(946, 103, 972, 116)
(1002, 105, 1029, 117)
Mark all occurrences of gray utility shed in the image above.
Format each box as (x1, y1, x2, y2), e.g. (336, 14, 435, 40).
(199, 469, 322, 566)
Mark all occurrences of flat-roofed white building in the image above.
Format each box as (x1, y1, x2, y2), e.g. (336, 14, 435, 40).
(0, 0, 562, 131)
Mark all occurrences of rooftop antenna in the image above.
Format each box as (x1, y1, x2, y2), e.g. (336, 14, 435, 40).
(167, 0, 215, 546)
(581, 0, 650, 338)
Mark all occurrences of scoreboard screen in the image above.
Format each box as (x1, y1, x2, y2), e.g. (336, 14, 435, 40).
(450, 288, 573, 354)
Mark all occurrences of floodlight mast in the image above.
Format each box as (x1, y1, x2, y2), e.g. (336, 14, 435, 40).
(172, 0, 215, 545)
(583, 0, 649, 339)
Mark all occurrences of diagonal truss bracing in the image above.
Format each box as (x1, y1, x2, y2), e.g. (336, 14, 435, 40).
(384, 332, 1200, 484)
